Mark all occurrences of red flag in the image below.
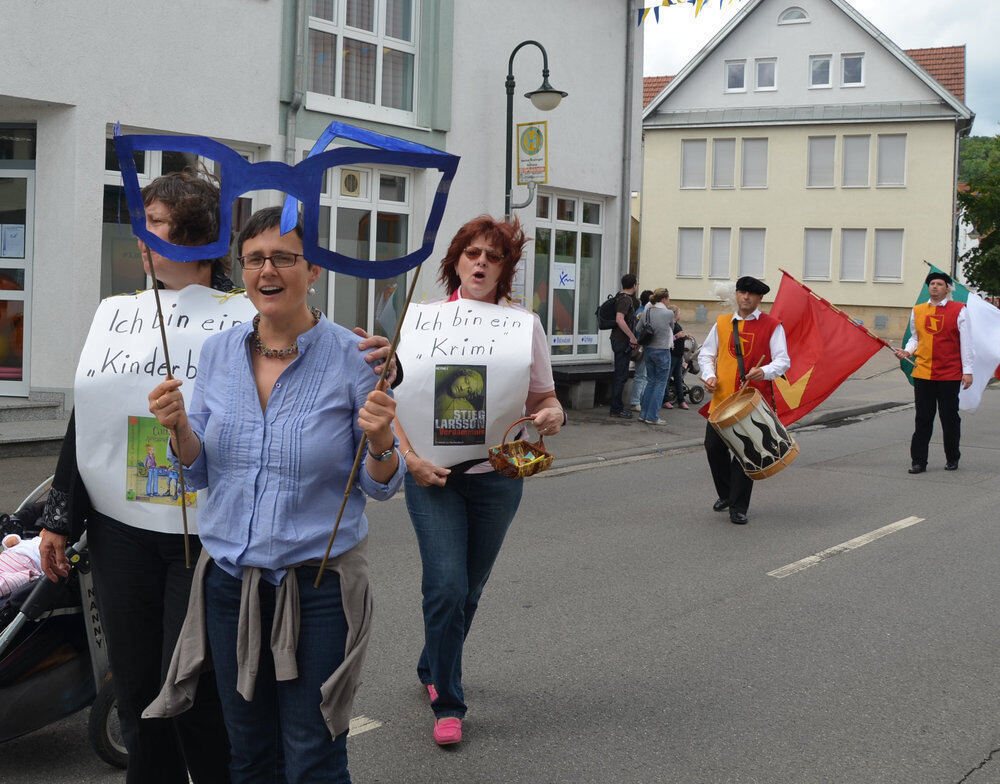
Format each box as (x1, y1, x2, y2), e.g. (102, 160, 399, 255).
(768, 271, 885, 425)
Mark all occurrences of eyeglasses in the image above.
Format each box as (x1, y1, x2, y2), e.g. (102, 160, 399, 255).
(112, 121, 460, 280)
(237, 252, 304, 270)
(464, 246, 504, 263)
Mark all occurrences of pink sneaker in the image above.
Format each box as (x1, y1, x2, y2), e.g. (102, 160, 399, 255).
(433, 717, 462, 745)
(664, 402, 673, 409)
(426, 684, 439, 703)
(681, 402, 689, 409)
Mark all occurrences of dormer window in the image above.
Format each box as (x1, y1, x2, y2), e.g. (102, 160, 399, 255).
(778, 7, 809, 24)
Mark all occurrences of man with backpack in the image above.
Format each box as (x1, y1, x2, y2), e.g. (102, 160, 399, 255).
(605, 273, 639, 419)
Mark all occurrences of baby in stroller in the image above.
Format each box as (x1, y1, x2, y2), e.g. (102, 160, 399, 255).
(0, 534, 43, 599)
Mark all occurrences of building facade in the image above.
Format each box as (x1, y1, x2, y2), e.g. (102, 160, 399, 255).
(639, 0, 973, 337)
(0, 0, 641, 404)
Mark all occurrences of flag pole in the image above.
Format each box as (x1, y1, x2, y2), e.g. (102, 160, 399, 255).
(314, 265, 422, 588)
(777, 268, 915, 368)
(142, 246, 192, 569)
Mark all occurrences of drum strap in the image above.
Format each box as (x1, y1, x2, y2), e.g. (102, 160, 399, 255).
(732, 318, 746, 381)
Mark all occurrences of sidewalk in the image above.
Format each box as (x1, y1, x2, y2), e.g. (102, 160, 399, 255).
(551, 350, 916, 469)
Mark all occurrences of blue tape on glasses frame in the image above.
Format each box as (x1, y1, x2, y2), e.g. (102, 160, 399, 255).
(112, 122, 460, 279)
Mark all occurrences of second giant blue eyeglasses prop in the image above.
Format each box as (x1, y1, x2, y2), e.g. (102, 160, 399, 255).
(113, 121, 460, 279)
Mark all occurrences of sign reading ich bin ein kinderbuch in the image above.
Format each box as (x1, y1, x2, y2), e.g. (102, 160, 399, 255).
(516, 121, 548, 185)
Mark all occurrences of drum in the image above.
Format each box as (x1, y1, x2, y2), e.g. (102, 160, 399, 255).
(708, 386, 799, 480)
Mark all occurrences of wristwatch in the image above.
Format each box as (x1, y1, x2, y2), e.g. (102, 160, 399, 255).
(368, 444, 396, 462)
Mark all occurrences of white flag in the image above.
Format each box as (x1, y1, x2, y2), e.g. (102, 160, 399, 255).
(959, 290, 1000, 411)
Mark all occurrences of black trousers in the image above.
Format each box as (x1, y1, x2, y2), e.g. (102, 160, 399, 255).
(704, 423, 754, 513)
(89, 515, 230, 784)
(610, 341, 632, 413)
(911, 378, 962, 465)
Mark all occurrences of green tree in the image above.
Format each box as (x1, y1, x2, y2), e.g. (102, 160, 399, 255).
(958, 134, 1000, 297)
(959, 136, 994, 182)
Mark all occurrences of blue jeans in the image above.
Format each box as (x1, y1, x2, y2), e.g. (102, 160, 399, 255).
(630, 353, 648, 406)
(404, 471, 523, 719)
(205, 563, 351, 784)
(640, 349, 671, 422)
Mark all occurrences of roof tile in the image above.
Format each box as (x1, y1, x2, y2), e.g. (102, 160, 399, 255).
(905, 45, 965, 102)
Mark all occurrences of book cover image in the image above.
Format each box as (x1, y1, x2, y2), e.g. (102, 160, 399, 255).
(433, 365, 487, 446)
(125, 416, 196, 507)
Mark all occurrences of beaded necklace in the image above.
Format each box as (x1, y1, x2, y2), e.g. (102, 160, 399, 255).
(252, 306, 321, 358)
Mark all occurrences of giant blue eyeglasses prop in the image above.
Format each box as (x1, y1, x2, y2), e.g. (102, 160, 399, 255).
(113, 122, 460, 279)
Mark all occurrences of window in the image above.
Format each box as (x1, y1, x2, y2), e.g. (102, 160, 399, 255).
(307, 0, 418, 122)
(840, 229, 866, 281)
(877, 134, 907, 187)
(326, 162, 414, 336)
(842, 135, 870, 187)
(677, 228, 703, 277)
(778, 7, 808, 23)
(712, 138, 735, 189)
(709, 228, 731, 278)
(725, 60, 746, 92)
(755, 58, 777, 91)
(842, 53, 864, 86)
(807, 136, 835, 187)
(681, 139, 707, 188)
(874, 229, 903, 280)
(741, 138, 768, 188)
(803, 229, 832, 279)
(534, 192, 605, 357)
(810, 55, 831, 88)
(101, 136, 258, 299)
(738, 229, 765, 278)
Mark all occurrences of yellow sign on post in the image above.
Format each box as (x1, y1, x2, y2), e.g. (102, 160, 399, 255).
(516, 121, 548, 185)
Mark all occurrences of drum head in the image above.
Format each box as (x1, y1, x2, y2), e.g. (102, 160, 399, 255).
(708, 387, 760, 430)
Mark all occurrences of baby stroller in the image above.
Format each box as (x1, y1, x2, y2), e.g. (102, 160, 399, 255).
(665, 335, 706, 405)
(0, 477, 126, 769)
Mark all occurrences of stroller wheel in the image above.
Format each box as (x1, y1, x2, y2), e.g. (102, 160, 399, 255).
(689, 385, 705, 404)
(88, 677, 128, 769)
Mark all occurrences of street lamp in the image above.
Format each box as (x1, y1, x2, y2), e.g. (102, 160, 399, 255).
(505, 40, 568, 219)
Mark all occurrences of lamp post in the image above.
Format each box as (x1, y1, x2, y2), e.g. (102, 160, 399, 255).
(505, 40, 568, 219)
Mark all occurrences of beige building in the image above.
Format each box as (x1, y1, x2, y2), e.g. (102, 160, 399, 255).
(640, 0, 973, 337)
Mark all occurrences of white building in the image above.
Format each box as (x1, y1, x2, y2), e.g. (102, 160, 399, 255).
(1, 0, 642, 418)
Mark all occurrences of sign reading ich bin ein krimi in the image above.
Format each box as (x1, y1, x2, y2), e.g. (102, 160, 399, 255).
(517, 121, 548, 185)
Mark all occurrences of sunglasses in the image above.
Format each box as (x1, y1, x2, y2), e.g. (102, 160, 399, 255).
(464, 246, 504, 263)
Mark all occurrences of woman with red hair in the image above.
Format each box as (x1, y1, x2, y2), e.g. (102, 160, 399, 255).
(394, 215, 565, 746)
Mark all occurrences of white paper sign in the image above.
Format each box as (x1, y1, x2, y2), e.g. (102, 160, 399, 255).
(1, 225, 26, 258)
(553, 262, 576, 290)
(393, 299, 534, 467)
(74, 286, 256, 533)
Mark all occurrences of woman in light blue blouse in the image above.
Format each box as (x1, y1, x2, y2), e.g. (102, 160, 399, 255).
(148, 207, 403, 784)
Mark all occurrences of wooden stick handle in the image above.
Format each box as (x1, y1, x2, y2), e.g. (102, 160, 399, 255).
(143, 246, 191, 569)
(314, 267, 423, 588)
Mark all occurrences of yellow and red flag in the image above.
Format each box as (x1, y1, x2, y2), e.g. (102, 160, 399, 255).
(768, 271, 885, 425)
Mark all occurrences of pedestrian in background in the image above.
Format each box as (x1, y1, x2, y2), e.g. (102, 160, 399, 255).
(629, 289, 653, 411)
(638, 288, 674, 425)
(666, 304, 689, 410)
(609, 273, 638, 419)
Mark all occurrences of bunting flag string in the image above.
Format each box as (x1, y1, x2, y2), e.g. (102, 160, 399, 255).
(637, 0, 742, 26)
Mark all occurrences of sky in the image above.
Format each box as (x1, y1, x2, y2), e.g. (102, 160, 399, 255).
(642, 0, 999, 136)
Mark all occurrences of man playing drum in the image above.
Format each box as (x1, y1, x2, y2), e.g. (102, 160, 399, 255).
(699, 276, 790, 525)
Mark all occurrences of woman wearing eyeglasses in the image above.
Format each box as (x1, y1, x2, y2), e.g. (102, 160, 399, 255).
(37, 170, 241, 783)
(146, 206, 403, 784)
(393, 215, 565, 746)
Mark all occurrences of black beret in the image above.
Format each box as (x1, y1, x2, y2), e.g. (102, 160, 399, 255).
(735, 276, 770, 296)
(925, 271, 952, 286)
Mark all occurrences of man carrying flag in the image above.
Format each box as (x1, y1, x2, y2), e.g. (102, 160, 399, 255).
(893, 270, 974, 474)
(699, 276, 789, 525)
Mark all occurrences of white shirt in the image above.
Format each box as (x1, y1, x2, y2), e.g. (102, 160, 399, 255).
(699, 309, 791, 382)
(902, 295, 975, 374)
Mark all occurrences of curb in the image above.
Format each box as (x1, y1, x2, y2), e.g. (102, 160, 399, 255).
(545, 400, 912, 475)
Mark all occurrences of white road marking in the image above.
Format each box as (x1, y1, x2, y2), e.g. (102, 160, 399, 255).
(767, 516, 925, 579)
(348, 716, 383, 737)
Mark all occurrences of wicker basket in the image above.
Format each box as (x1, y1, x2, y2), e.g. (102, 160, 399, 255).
(488, 417, 555, 479)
